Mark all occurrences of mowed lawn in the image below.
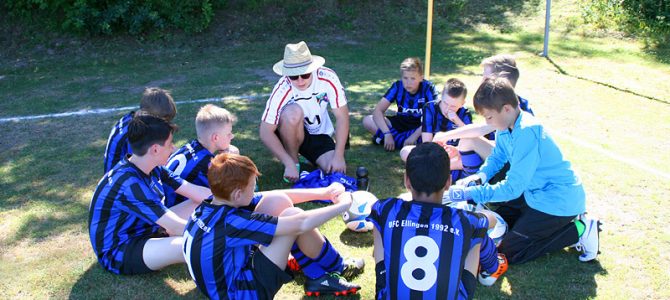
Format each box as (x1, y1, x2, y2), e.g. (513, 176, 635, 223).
(1, 2, 669, 299)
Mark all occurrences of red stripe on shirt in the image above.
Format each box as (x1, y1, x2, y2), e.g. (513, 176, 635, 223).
(262, 78, 292, 124)
(317, 76, 340, 107)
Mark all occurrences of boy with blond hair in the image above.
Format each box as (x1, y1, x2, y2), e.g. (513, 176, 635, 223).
(104, 87, 177, 173)
(164, 104, 239, 208)
(363, 57, 438, 151)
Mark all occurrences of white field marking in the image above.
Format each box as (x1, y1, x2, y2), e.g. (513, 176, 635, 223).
(4, 93, 667, 181)
(0, 95, 268, 123)
(552, 131, 670, 181)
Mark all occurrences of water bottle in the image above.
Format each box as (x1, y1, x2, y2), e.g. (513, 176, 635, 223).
(356, 166, 369, 191)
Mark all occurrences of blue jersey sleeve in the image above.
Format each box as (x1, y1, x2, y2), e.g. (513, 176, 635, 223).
(225, 211, 278, 247)
(159, 166, 184, 190)
(459, 107, 473, 125)
(383, 81, 401, 104)
(422, 102, 437, 133)
(118, 180, 169, 224)
(468, 212, 489, 248)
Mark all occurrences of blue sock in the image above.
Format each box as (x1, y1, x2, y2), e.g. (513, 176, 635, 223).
(291, 243, 327, 280)
(314, 238, 344, 274)
(479, 237, 499, 274)
(460, 150, 484, 176)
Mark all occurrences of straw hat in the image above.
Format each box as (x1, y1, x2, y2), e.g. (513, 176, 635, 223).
(273, 41, 325, 76)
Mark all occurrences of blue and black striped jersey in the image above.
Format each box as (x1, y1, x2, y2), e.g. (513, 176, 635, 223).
(384, 80, 438, 119)
(164, 139, 214, 208)
(183, 194, 276, 299)
(88, 158, 183, 274)
(103, 112, 134, 173)
(369, 197, 488, 300)
(422, 101, 473, 146)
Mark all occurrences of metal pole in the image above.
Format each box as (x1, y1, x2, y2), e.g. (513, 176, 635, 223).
(425, 0, 433, 79)
(541, 0, 551, 57)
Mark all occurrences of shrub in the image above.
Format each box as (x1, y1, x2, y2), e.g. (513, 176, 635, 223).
(4, 0, 225, 35)
(581, 0, 670, 44)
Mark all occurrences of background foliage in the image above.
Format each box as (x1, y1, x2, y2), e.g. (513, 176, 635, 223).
(581, 0, 670, 45)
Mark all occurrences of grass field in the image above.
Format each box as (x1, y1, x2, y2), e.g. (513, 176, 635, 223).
(1, 0, 669, 299)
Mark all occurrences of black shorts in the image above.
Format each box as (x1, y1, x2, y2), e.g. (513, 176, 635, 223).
(277, 126, 335, 165)
(119, 230, 169, 275)
(250, 248, 293, 299)
(388, 115, 421, 133)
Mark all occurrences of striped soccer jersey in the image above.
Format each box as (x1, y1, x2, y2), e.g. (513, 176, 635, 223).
(103, 111, 134, 173)
(262, 67, 347, 136)
(369, 197, 488, 300)
(88, 158, 183, 274)
(183, 194, 277, 299)
(383, 80, 438, 120)
(422, 100, 473, 146)
(164, 139, 213, 208)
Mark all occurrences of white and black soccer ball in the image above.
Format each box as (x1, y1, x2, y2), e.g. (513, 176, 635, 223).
(341, 191, 377, 232)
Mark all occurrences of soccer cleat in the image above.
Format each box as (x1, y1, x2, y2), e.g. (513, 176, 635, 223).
(340, 257, 365, 280)
(287, 256, 301, 273)
(478, 254, 508, 286)
(578, 217, 602, 262)
(304, 273, 361, 296)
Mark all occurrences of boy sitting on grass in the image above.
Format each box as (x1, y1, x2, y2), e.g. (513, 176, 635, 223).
(370, 143, 504, 298)
(103, 87, 177, 173)
(362, 57, 438, 151)
(89, 114, 211, 275)
(183, 153, 363, 299)
(448, 77, 601, 264)
(164, 104, 239, 208)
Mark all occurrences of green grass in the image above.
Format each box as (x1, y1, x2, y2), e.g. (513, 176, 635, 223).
(1, 0, 670, 299)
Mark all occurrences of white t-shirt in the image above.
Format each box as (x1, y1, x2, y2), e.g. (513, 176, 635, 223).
(261, 67, 347, 135)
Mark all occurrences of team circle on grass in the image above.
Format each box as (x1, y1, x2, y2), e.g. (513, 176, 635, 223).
(89, 41, 601, 299)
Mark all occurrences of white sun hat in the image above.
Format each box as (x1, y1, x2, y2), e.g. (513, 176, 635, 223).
(273, 41, 325, 76)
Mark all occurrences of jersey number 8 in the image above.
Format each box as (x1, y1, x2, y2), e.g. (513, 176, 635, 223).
(400, 236, 439, 291)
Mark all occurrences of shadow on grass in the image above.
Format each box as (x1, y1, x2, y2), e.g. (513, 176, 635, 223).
(339, 229, 374, 248)
(69, 263, 202, 299)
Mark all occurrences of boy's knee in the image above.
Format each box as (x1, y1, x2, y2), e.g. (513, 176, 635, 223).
(256, 191, 294, 215)
(279, 105, 304, 127)
(399, 145, 414, 162)
(279, 206, 304, 217)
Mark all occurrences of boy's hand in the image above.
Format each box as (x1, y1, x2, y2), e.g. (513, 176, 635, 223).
(283, 164, 300, 182)
(332, 191, 353, 206)
(326, 155, 346, 174)
(455, 174, 483, 187)
(447, 110, 464, 126)
(383, 134, 395, 151)
(447, 185, 471, 202)
(325, 182, 345, 201)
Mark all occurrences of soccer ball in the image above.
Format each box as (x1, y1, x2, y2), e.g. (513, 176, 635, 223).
(486, 210, 508, 247)
(341, 191, 377, 232)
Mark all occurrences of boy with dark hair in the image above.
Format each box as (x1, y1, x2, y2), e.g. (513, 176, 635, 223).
(164, 104, 239, 208)
(103, 87, 177, 173)
(369, 143, 503, 299)
(183, 153, 362, 299)
(362, 57, 439, 151)
(448, 77, 601, 264)
(89, 114, 211, 275)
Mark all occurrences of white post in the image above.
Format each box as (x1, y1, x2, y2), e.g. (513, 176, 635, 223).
(541, 0, 551, 57)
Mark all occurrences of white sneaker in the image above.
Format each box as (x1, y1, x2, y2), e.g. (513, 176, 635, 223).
(578, 218, 602, 262)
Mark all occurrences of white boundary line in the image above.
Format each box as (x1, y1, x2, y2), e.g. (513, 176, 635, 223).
(2, 93, 668, 180)
(552, 131, 670, 180)
(0, 95, 268, 123)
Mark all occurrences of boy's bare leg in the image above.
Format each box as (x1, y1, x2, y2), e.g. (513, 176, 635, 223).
(259, 207, 302, 269)
(458, 137, 494, 160)
(143, 236, 185, 270)
(278, 104, 304, 163)
(399, 145, 416, 162)
(362, 115, 378, 134)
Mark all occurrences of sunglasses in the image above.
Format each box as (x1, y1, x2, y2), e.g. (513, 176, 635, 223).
(288, 73, 312, 80)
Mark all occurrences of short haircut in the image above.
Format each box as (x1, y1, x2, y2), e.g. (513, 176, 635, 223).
(208, 153, 261, 200)
(444, 78, 467, 99)
(400, 57, 423, 75)
(405, 143, 451, 195)
(140, 87, 177, 121)
(473, 77, 518, 113)
(481, 54, 519, 87)
(195, 104, 237, 140)
(127, 113, 178, 156)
